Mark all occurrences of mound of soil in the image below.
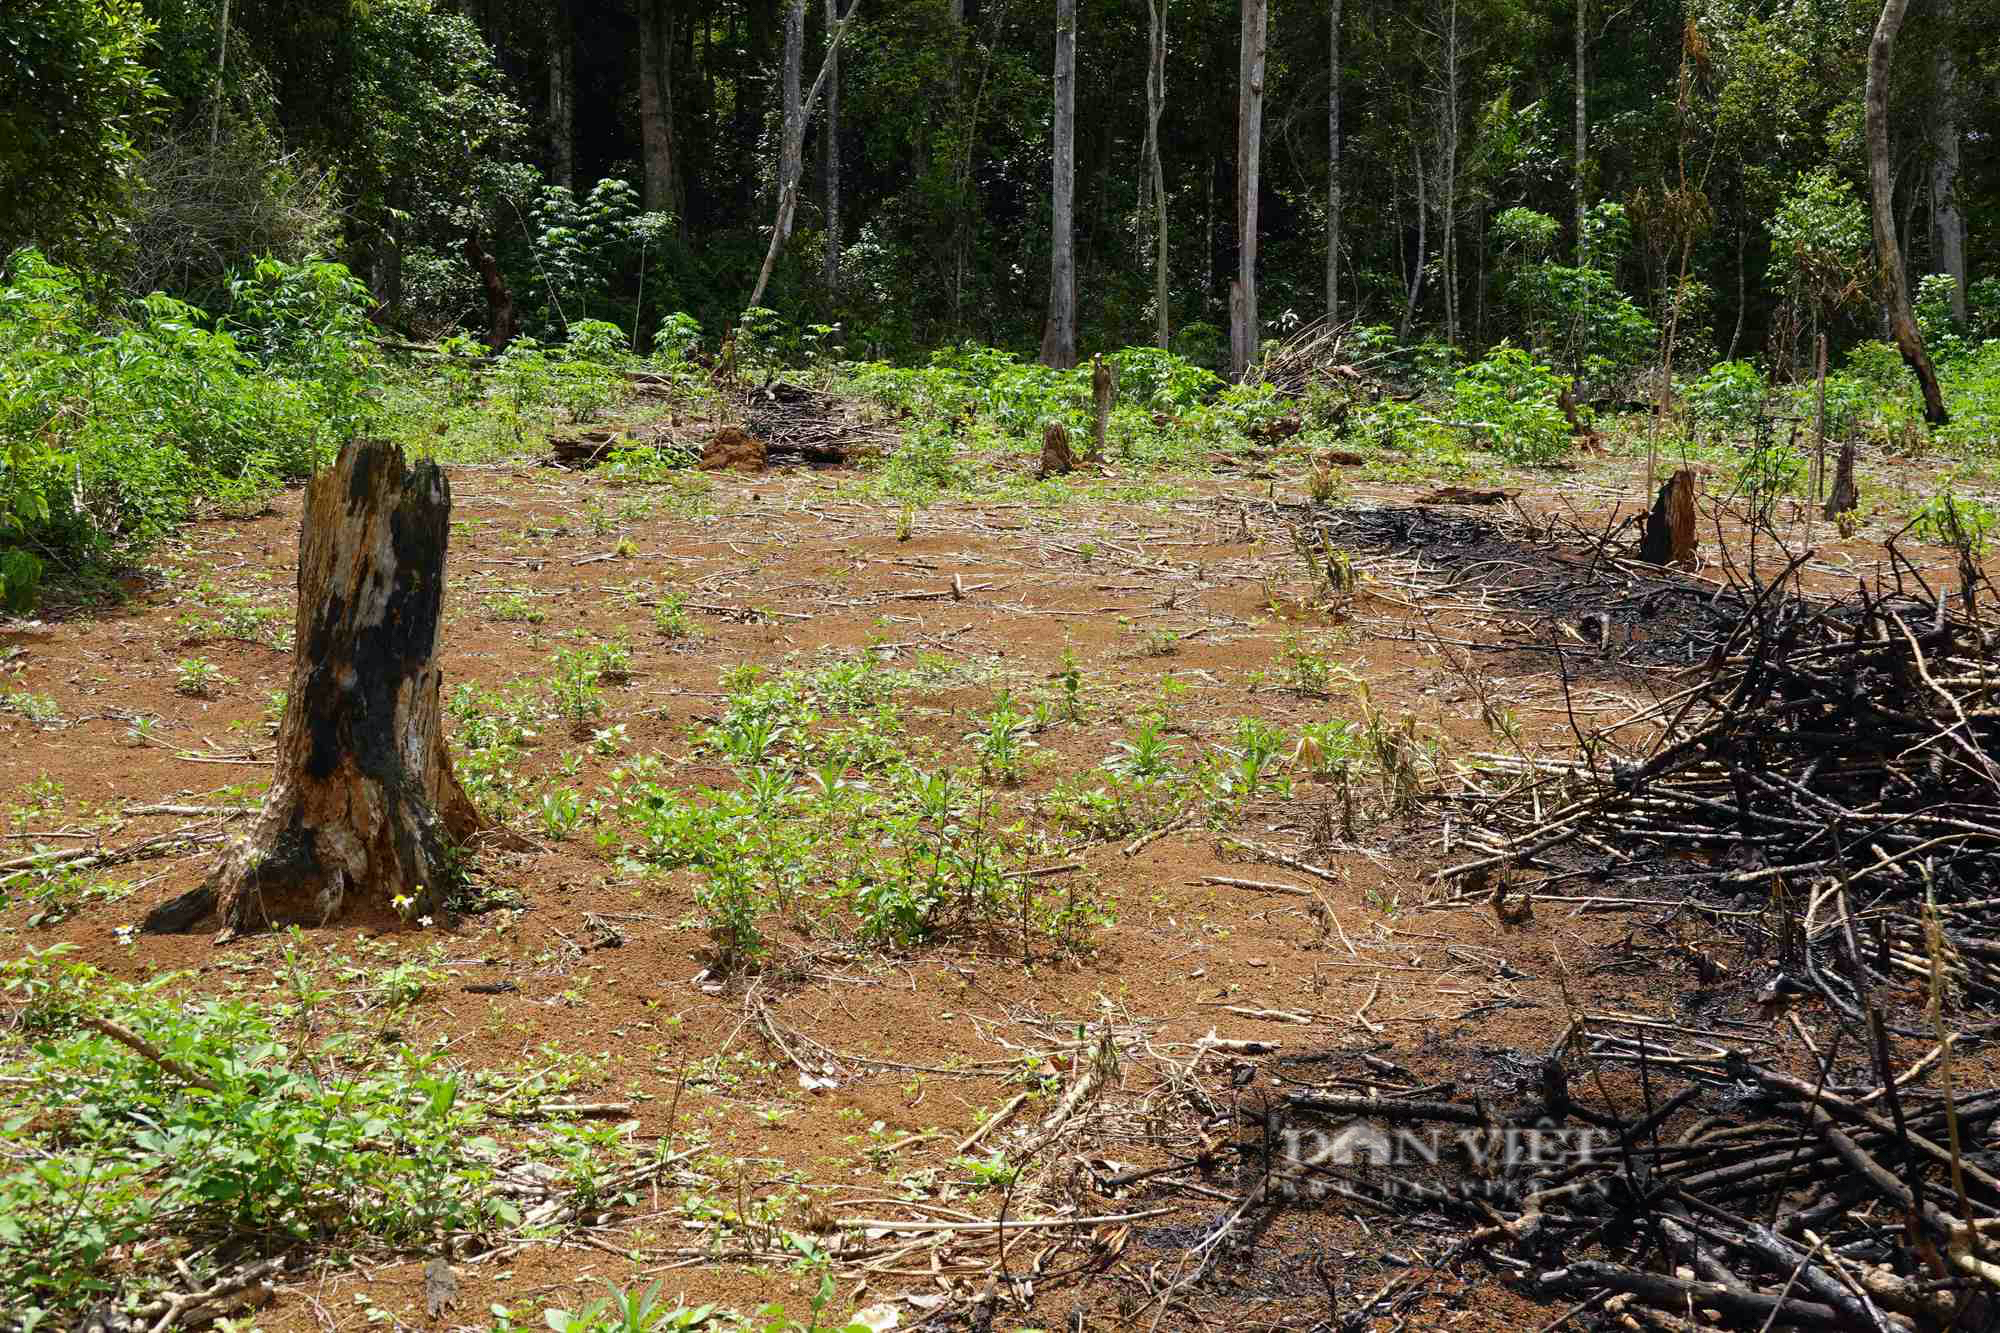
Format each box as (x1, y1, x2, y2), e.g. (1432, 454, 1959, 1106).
(699, 425, 767, 473)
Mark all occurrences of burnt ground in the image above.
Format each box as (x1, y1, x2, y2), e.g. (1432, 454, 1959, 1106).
(3, 431, 1996, 1333)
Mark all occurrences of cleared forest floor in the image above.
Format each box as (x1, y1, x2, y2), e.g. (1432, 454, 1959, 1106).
(5, 404, 1998, 1332)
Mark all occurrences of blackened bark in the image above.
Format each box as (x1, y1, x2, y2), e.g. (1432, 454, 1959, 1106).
(142, 441, 481, 938)
(461, 236, 516, 354)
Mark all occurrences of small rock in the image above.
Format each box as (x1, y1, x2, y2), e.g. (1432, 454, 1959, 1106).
(1244, 956, 1268, 967)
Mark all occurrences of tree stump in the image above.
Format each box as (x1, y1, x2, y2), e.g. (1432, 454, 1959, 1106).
(1823, 437, 1859, 521)
(461, 236, 517, 354)
(142, 440, 480, 938)
(1038, 420, 1074, 479)
(1640, 468, 1698, 568)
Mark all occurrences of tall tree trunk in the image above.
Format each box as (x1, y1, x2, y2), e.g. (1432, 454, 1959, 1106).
(747, 3, 860, 311)
(141, 441, 481, 939)
(1865, 0, 1948, 424)
(945, 0, 969, 331)
(1041, 0, 1078, 369)
(210, 0, 231, 149)
(822, 0, 841, 290)
(782, 0, 804, 232)
(1574, 0, 1587, 252)
(1932, 22, 1967, 324)
(549, 0, 575, 191)
(1438, 0, 1460, 346)
(1326, 0, 1341, 323)
(1402, 142, 1427, 338)
(1204, 156, 1215, 312)
(1146, 0, 1169, 348)
(1231, 0, 1268, 380)
(638, 0, 683, 217)
(373, 225, 402, 322)
(1727, 170, 1747, 361)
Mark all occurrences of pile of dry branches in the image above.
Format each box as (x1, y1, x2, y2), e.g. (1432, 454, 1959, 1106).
(742, 379, 898, 464)
(1228, 1030, 2000, 1331)
(1260, 317, 1382, 399)
(1438, 545, 2000, 1013)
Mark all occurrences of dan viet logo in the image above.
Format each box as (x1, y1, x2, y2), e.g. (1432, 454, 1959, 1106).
(1322, 1119, 1395, 1167)
(1272, 1118, 1609, 1201)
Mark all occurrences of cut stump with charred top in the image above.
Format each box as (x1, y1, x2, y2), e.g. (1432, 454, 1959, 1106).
(1640, 467, 1698, 569)
(141, 439, 481, 939)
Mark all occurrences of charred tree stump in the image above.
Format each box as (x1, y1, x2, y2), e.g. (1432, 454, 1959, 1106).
(1640, 468, 1698, 568)
(462, 236, 517, 354)
(1823, 437, 1859, 521)
(142, 440, 480, 938)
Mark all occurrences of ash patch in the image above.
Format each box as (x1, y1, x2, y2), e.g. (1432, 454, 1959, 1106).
(1308, 502, 1750, 671)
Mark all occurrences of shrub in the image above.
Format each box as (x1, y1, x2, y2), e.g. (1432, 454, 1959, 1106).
(1910, 487, 1997, 557)
(0, 548, 43, 613)
(127, 123, 340, 304)
(1686, 360, 1765, 429)
(1493, 204, 1657, 382)
(224, 256, 383, 442)
(654, 311, 702, 363)
(1452, 345, 1572, 464)
(526, 177, 677, 339)
(0, 251, 375, 582)
(1105, 346, 1221, 412)
(1915, 273, 1971, 364)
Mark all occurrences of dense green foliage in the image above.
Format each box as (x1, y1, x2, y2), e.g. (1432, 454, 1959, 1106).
(0, 252, 376, 570)
(0, 0, 1997, 593)
(0, 0, 1992, 370)
(0, 0, 160, 270)
(0, 948, 589, 1317)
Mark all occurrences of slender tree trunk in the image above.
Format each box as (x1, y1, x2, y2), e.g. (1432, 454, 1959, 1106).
(1231, 0, 1268, 380)
(1439, 0, 1460, 346)
(822, 0, 841, 290)
(1327, 0, 1341, 324)
(1727, 171, 1747, 361)
(747, 3, 861, 311)
(1573, 0, 1587, 252)
(374, 226, 402, 321)
(1147, 0, 1170, 348)
(1041, 0, 1078, 369)
(549, 0, 575, 191)
(639, 0, 683, 217)
(1204, 157, 1215, 312)
(946, 0, 968, 326)
(142, 441, 481, 939)
(782, 0, 804, 234)
(1932, 23, 1966, 323)
(1402, 141, 1427, 338)
(1865, 0, 1947, 424)
(210, 0, 231, 149)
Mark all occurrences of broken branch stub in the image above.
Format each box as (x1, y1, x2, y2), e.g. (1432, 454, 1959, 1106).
(142, 439, 480, 938)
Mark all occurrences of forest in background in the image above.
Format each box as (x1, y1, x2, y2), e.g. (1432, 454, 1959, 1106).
(5, 0, 2000, 610)
(7, 0, 1996, 367)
